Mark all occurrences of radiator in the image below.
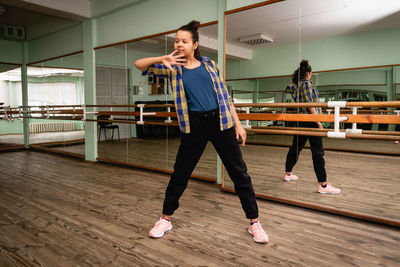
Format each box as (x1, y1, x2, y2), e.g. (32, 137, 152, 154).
(29, 122, 75, 133)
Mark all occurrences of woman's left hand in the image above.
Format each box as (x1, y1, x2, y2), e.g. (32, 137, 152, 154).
(235, 124, 247, 146)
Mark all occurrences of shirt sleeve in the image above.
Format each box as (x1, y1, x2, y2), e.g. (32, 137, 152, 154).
(141, 64, 170, 78)
(302, 81, 314, 103)
(285, 85, 293, 94)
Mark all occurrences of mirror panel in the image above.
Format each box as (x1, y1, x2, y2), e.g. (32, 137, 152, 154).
(224, 0, 400, 224)
(28, 53, 85, 155)
(224, 1, 302, 198)
(94, 24, 219, 181)
(0, 63, 23, 150)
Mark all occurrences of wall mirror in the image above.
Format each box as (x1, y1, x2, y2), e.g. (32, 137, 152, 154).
(0, 62, 23, 150)
(27, 53, 85, 156)
(94, 23, 219, 182)
(223, 0, 400, 225)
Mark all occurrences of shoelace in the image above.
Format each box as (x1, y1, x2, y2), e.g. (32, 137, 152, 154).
(156, 218, 170, 227)
(252, 222, 263, 234)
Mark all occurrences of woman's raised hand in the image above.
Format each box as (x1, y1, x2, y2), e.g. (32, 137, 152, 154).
(162, 50, 186, 71)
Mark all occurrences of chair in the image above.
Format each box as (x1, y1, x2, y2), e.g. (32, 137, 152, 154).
(97, 115, 120, 141)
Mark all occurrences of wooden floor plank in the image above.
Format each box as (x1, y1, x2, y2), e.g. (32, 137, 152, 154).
(0, 151, 399, 266)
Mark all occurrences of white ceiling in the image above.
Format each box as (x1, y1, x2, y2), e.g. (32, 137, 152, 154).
(224, 0, 400, 49)
(1, 0, 399, 53)
(0, 0, 90, 21)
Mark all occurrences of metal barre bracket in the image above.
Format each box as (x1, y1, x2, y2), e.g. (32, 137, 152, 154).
(243, 107, 251, 129)
(327, 101, 348, 138)
(137, 104, 156, 125)
(165, 107, 172, 123)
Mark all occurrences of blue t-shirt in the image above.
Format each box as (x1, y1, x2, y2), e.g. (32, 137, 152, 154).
(182, 62, 219, 112)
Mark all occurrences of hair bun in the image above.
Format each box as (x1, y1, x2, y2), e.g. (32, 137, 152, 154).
(300, 59, 309, 68)
(188, 20, 200, 30)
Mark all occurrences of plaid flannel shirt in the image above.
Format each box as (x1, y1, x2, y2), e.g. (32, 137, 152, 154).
(286, 80, 322, 114)
(142, 56, 234, 133)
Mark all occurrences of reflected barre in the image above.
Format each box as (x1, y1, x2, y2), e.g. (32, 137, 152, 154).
(1, 101, 399, 141)
(235, 100, 400, 139)
(247, 128, 400, 141)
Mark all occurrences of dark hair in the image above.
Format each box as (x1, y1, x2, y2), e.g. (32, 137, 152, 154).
(178, 20, 201, 59)
(292, 60, 312, 84)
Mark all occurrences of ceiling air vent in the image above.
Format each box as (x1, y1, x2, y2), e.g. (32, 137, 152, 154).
(239, 33, 273, 46)
(2, 25, 26, 40)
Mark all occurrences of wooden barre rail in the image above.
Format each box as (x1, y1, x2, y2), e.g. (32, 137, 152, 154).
(5, 101, 400, 109)
(86, 119, 179, 126)
(15, 104, 175, 108)
(247, 129, 400, 141)
(2, 111, 400, 124)
(238, 113, 400, 124)
(233, 101, 400, 108)
(251, 126, 400, 136)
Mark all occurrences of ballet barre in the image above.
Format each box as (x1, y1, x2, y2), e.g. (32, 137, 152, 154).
(1, 101, 399, 141)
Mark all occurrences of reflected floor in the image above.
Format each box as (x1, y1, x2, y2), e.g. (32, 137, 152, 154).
(224, 144, 400, 223)
(48, 138, 218, 179)
(247, 134, 400, 154)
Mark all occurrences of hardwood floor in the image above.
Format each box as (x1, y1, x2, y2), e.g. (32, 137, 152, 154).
(0, 151, 399, 266)
(45, 136, 400, 224)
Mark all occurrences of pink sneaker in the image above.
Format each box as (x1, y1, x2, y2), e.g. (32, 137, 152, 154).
(283, 173, 298, 181)
(248, 221, 269, 244)
(318, 183, 341, 194)
(149, 218, 172, 238)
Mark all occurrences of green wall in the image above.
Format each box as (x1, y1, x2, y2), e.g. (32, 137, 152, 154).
(95, 0, 219, 47)
(226, 0, 266, 10)
(0, 119, 84, 135)
(0, 39, 22, 63)
(227, 27, 400, 79)
(91, 0, 144, 18)
(31, 53, 83, 69)
(0, 120, 23, 135)
(27, 24, 83, 64)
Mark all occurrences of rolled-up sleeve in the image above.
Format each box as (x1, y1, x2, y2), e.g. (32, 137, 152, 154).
(142, 64, 170, 78)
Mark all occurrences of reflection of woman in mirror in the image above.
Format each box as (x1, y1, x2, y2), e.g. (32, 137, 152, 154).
(284, 60, 341, 194)
(134, 20, 268, 243)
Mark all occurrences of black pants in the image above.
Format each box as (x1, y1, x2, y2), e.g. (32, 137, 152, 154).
(162, 109, 259, 219)
(285, 122, 327, 183)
